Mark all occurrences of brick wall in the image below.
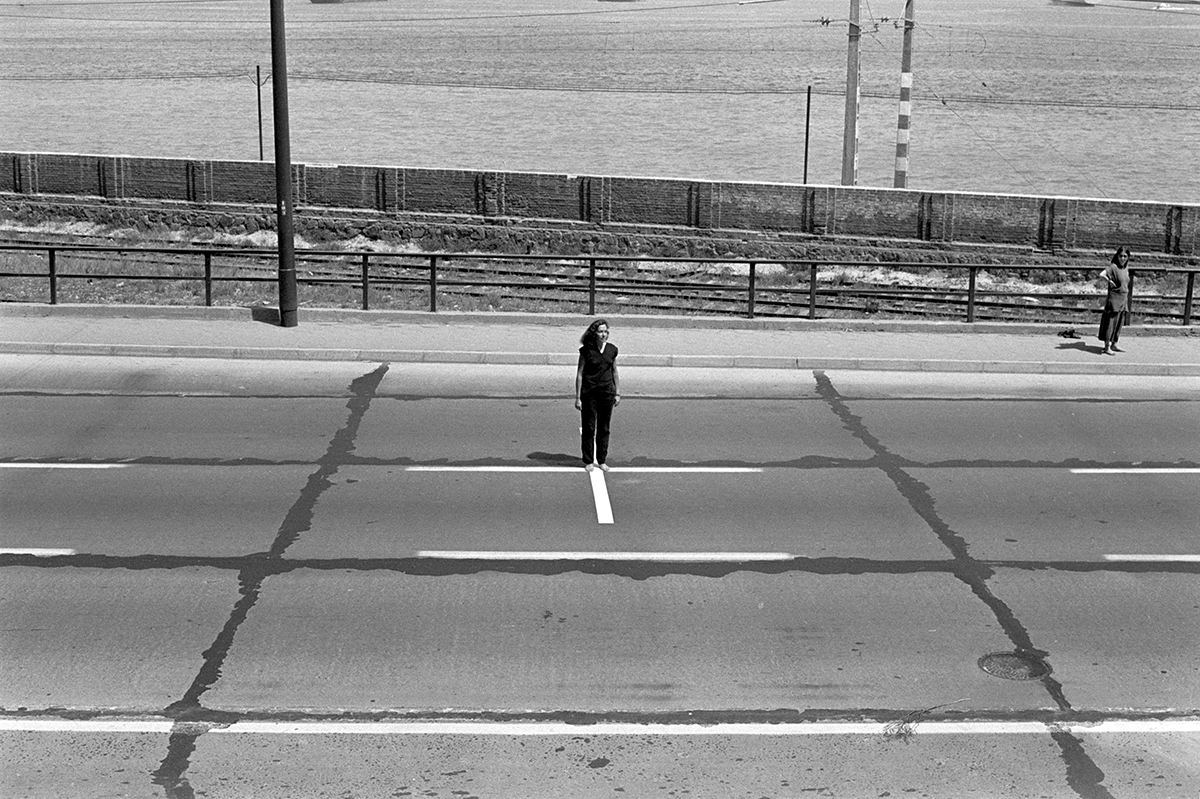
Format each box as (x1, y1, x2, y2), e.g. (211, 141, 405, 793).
(2, 151, 1196, 256)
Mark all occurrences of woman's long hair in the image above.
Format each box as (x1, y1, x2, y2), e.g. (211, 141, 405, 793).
(1111, 246, 1131, 266)
(580, 319, 609, 347)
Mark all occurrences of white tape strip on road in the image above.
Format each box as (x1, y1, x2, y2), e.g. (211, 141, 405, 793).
(4, 719, 1200, 735)
(589, 467, 614, 524)
(415, 551, 795, 562)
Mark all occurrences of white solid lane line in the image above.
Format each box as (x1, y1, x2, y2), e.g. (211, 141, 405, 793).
(1070, 468, 1200, 474)
(415, 551, 795, 562)
(1103, 554, 1200, 562)
(0, 463, 128, 469)
(0, 548, 77, 556)
(590, 467, 614, 524)
(4, 719, 1200, 735)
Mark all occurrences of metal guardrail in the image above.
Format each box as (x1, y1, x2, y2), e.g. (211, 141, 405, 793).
(0, 243, 1196, 325)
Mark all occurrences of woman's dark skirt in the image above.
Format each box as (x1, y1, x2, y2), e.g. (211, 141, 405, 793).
(1098, 305, 1127, 344)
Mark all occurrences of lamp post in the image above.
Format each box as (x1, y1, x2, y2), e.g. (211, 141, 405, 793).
(269, 0, 298, 327)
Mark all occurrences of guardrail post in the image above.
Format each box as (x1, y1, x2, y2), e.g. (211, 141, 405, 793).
(48, 248, 57, 305)
(747, 262, 756, 318)
(967, 265, 977, 322)
(588, 259, 597, 316)
(1183, 271, 1195, 326)
(361, 253, 370, 311)
(808, 263, 818, 319)
(429, 255, 438, 312)
(204, 252, 213, 307)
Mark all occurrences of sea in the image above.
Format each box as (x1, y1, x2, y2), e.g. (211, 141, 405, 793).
(1, 0, 1198, 205)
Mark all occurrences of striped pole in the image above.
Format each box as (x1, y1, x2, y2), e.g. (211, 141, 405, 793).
(893, 0, 915, 188)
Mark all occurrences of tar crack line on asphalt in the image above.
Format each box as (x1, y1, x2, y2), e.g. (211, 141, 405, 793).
(812, 370, 1121, 798)
(152, 363, 390, 799)
(812, 371, 1070, 698)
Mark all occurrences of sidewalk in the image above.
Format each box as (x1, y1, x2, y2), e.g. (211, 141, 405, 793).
(1, 303, 1197, 376)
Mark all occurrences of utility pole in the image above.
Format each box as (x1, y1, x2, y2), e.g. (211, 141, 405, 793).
(840, 0, 861, 186)
(893, 0, 916, 188)
(269, 0, 298, 328)
(256, 65, 265, 162)
(803, 84, 812, 184)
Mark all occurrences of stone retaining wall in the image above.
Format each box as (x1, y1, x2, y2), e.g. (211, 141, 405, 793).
(3, 151, 1197, 260)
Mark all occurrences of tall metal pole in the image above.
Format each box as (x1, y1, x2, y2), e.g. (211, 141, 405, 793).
(893, 0, 916, 188)
(840, 0, 861, 186)
(803, 84, 812, 184)
(269, 0, 298, 328)
(256, 65, 264, 162)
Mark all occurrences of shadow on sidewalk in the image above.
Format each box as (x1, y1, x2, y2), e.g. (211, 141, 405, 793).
(1056, 340, 1107, 356)
(249, 306, 280, 325)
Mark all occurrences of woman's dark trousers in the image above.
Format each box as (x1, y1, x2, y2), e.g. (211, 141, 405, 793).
(580, 392, 615, 466)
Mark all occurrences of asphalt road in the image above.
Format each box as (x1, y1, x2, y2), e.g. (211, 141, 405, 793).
(2, 355, 1199, 799)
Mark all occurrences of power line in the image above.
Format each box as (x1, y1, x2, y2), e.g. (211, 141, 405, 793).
(0, 0, 797, 20)
(0, 0, 234, 5)
(923, 20, 1200, 52)
(2, 69, 1197, 112)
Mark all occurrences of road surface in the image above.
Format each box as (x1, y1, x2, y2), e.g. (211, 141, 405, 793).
(2, 355, 1198, 798)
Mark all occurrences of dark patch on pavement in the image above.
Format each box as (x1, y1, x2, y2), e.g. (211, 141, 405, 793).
(813, 369, 1120, 792)
(11, 704, 1196, 726)
(266, 364, 389, 556)
(150, 730, 199, 799)
(5, 552, 1199, 579)
(5, 453, 1196, 471)
(149, 364, 390, 794)
(4, 451, 1195, 470)
(1051, 731, 1117, 799)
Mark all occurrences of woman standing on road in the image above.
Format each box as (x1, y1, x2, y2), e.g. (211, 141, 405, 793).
(1098, 246, 1133, 355)
(575, 319, 620, 472)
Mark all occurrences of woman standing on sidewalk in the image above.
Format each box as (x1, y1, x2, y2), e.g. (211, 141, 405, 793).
(575, 319, 620, 472)
(1098, 246, 1132, 355)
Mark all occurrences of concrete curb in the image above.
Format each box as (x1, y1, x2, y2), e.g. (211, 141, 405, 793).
(2, 302, 1197, 336)
(3, 341, 1197, 375)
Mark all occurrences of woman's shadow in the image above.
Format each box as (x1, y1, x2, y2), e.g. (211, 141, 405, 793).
(1055, 335, 1107, 355)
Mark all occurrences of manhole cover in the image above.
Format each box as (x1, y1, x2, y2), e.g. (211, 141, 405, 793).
(978, 652, 1051, 681)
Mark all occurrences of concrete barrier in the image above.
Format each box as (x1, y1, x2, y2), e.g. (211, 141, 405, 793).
(2, 151, 1197, 256)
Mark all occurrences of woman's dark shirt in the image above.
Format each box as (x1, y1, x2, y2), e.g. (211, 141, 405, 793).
(1103, 263, 1131, 310)
(579, 342, 618, 395)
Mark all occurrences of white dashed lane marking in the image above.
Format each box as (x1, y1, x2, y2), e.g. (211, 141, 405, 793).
(0, 548, 77, 556)
(0, 463, 128, 469)
(1070, 468, 1200, 474)
(415, 551, 794, 562)
(1103, 554, 1200, 562)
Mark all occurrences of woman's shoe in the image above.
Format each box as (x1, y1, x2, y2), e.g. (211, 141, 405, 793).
(598, 463, 610, 473)
(585, 463, 596, 473)
(1111, 345, 1123, 353)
